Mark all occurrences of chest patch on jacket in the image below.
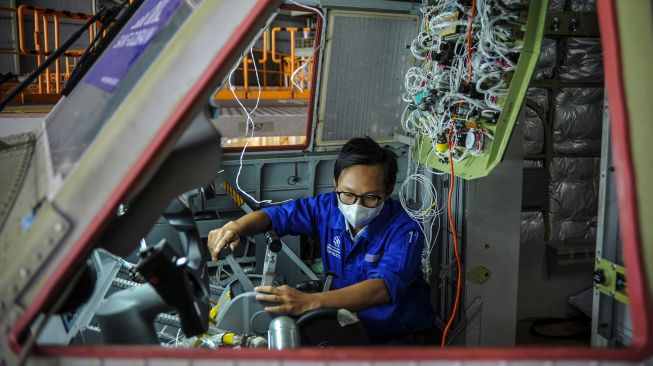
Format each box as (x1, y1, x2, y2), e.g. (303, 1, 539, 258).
(327, 235, 341, 259)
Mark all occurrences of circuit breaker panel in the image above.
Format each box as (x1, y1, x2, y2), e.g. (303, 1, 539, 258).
(404, 0, 548, 179)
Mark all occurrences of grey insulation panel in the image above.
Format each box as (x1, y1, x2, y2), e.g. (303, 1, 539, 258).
(553, 88, 603, 155)
(548, 157, 600, 241)
(570, 0, 597, 12)
(523, 88, 548, 155)
(523, 108, 544, 155)
(521, 211, 545, 243)
(523, 160, 544, 168)
(547, 212, 597, 241)
(317, 11, 417, 143)
(533, 38, 556, 80)
(526, 87, 549, 111)
(549, 0, 597, 11)
(549, 0, 566, 11)
(560, 38, 603, 82)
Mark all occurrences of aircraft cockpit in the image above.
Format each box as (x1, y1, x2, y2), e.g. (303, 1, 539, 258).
(0, 0, 651, 365)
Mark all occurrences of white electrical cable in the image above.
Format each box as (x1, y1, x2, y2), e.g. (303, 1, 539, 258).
(175, 328, 182, 347)
(286, 1, 325, 92)
(399, 163, 443, 278)
(399, 0, 526, 276)
(230, 48, 291, 206)
(286, 0, 327, 68)
(400, 136, 447, 278)
(287, 0, 325, 23)
(290, 59, 310, 92)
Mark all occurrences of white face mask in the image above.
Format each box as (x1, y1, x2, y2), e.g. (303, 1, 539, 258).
(337, 196, 384, 229)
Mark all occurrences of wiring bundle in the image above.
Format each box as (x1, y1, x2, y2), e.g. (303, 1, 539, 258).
(397, 0, 537, 347)
(402, 0, 531, 176)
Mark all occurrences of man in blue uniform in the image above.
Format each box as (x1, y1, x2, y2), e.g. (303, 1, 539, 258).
(208, 137, 436, 343)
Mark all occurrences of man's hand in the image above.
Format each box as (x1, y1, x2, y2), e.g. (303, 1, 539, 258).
(207, 221, 242, 261)
(255, 285, 319, 316)
(206, 211, 273, 261)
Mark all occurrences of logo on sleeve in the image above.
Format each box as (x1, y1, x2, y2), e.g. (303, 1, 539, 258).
(327, 236, 341, 259)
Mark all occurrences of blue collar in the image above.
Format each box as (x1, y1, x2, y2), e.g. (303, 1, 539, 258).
(346, 223, 367, 241)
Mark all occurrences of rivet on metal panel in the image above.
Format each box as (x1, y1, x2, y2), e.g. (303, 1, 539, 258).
(54, 222, 63, 232)
(19, 268, 30, 278)
(610, 290, 616, 297)
(611, 263, 617, 270)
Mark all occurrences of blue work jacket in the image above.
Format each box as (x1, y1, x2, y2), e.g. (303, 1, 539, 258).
(262, 192, 436, 336)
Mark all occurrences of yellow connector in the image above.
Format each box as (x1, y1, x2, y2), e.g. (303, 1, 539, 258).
(436, 141, 449, 152)
(209, 290, 231, 320)
(222, 333, 236, 346)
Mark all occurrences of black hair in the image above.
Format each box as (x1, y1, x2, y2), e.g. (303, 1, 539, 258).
(334, 136, 398, 196)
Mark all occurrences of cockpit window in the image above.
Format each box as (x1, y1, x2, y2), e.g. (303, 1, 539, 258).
(45, 0, 197, 177)
(212, 7, 319, 150)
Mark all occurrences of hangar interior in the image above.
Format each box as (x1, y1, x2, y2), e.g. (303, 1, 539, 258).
(0, 0, 637, 356)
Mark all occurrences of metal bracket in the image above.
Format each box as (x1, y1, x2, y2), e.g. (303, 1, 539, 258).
(467, 266, 491, 285)
(544, 11, 600, 37)
(222, 247, 255, 293)
(37, 250, 122, 345)
(261, 232, 282, 286)
(594, 257, 628, 304)
(220, 180, 319, 281)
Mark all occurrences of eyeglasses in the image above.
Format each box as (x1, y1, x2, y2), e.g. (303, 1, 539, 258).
(336, 191, 384, 208)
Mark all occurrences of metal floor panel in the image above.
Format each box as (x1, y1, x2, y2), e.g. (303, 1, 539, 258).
(219, 106, 308, 117)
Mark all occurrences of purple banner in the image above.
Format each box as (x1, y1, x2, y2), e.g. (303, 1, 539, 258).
(84, 0, 182, 93)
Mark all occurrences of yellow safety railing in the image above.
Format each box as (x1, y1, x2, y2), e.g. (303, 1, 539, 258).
(0, 5, 95, 102)
(18, 6, 95, 94)
(215, 27, 315, 101)
(0, 4, 316, 105)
